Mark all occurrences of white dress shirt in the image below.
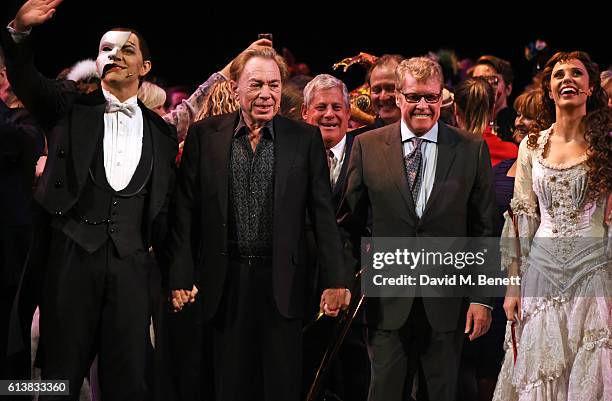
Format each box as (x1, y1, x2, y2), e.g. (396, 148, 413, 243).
(328, 134, 347, 187)
(400, 121, 438, 218)
(102, 89, 143, 191)
(8, 24, 144, 192)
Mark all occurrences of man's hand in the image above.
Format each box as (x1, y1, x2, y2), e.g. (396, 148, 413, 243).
(13, 0, 63, 32)
(220, 38, 273, 78)
(464, 303, 492, 341)
(170, 285, 198, 312)
(320, 288, 351, 317)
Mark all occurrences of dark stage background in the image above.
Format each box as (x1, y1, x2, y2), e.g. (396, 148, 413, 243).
(1, 1, 609, 98)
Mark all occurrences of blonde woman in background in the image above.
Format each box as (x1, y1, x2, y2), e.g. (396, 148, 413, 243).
(194, 79, 239, 121)
(138, 81, 166, 116)
(453, 77, 518, 166)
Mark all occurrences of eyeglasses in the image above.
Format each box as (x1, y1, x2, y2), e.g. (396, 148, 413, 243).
(400, 92, 442, 104)
(479, 75, 500, 87)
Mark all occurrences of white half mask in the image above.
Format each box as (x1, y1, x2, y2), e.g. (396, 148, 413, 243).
(96, 31, 132, 78)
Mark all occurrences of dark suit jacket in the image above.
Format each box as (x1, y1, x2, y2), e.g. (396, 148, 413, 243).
(1, 31, 177, 250)
(2, 30, 177, 354)
(337, 121, 496, 332)
(0, 102, 45, 227)
(167, 112, 347, 320)
(303, 132, 359, 315)
(331, 133, 355, 208)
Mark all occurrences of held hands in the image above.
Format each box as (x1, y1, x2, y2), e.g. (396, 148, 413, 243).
(320, 288, 351, 318)
(14, 0, 63, 32)
(464, 303, 492, 341)
(171, 285, 198, 312)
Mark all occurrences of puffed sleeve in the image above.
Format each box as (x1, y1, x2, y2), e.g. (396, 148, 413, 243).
(163, 72, 226, 142)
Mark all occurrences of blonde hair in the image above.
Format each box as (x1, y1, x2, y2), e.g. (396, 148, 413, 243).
(137, 81, 166, 110)
(229, 46, 289, 82)
(195, 80, 239, 121)
(395, 57, 443, 89)
(453, 77, 493, 135)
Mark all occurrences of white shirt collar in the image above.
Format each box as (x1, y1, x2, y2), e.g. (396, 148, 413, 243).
(102, 88, 138, 107)
(400, 120, 439, 143)
(329, 134, 347, 161)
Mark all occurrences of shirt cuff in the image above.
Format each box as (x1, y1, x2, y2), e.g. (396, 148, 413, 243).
(7, 20, 31, 43)
(470, 302, 493, 310)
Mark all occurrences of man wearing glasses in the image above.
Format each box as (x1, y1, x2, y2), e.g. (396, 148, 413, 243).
(337, 57, 496, 401)
(471, 55, 516, 142)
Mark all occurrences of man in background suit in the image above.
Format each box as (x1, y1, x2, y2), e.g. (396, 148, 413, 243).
(2, 1, 177, 399)
(300, 74, 369, 401)
(351, 54, 404, 137)
(167, 46, 350, 401)
(302, 74, 355, 205)
(338, 57, 496, 401)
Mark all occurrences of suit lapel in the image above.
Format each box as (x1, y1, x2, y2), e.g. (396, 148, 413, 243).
(273, 115, 299, 207)
(209, 113, 238, 222)
(144, 106, 177, 222)
(333, 133, 353, 202)
(382, 124, 418, 220)
(422, 122, 457, 218)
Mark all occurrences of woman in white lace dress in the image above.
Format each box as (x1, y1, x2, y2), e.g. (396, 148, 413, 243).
(493, 51, 612, 401)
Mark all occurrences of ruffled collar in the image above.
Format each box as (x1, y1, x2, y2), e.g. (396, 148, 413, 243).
(536, 124, 588, 170)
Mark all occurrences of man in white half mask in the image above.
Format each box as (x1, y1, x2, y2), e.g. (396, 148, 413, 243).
(1, 1, 177, 399)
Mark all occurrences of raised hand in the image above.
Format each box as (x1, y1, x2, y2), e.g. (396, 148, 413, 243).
(220, 38, 273, 78)
(13, 0, 63, 32)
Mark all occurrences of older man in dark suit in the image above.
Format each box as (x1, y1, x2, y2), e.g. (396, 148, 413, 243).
(2, 1, 178, 399)
(338, 57, 496, 401)
(300, 73, 369, 401)
(167, 47, 350, 401)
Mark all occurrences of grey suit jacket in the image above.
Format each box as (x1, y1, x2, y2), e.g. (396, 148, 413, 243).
(337, 121, 496, 331)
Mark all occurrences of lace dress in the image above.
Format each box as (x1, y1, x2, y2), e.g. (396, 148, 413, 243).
(493, 126, 612, 401)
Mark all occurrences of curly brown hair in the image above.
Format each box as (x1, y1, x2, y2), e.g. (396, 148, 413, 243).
(528, 51, 612, 201)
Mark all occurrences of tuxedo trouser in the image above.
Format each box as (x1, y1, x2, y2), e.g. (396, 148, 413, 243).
(212, 259, 302, 401)
(0, 224, 32, 380)
(157, 292, 214, 401)
(40, 228, 150, 401)
(367, 298, 464, 401)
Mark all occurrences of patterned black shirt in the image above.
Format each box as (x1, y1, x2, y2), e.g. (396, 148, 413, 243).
(228, 113, 275, 256)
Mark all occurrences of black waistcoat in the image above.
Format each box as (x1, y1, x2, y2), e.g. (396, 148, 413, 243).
(51, 121, 153, 258)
